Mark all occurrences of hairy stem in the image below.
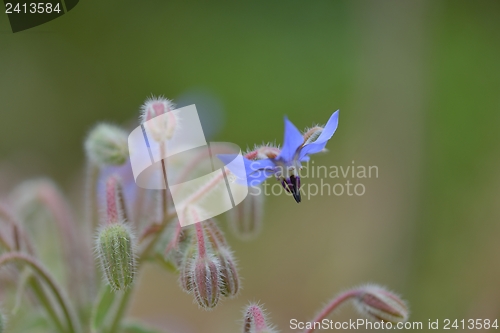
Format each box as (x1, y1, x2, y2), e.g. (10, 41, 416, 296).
(0, 252, 81, 333)
(108, 289, 132, 333)
(304, 290, 360, 333)
(195, 222, 206, 258)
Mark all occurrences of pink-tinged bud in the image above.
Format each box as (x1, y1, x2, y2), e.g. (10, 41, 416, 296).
(304, 284, 409, 333)
(85, 123, 129, 166)
(245, 144, 281, 160)
(179, 256, 194, 293)
(217, 247, 240, 298)
(189, 222, 222, 309)
(228, 185, 264, 240)
(175, 228, 197, 293)
(191, 253, 221, 309)
(140, 96, 178, 142)
(354, 285, 409, 324)
(243, 303, 277, 333)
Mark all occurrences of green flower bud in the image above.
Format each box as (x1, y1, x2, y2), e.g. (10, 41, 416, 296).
(85, 123, 129, 166)
(97, 224, 136, 291)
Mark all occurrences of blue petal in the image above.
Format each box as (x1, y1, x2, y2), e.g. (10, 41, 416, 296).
(279, 116, 304, 162)
(217, 154, 275, 185)
(299, 110, 339, 160)
(243, 157, 275, 174)
(247, 168, 274, 186)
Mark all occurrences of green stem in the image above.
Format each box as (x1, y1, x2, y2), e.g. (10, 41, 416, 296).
(0, 252, 81, 333)
(108, 289, 132, 333)
(28, 275, 67, 333)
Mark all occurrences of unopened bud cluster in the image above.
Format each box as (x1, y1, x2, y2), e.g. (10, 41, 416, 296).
(170, 209, 240, 309)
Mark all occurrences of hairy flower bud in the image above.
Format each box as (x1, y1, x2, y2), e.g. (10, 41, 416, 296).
(228, 184, 264, 240)
(217, 247, 240, 298)
(243, 303, 277, 333)
(302, 126, 323, 145)
(179, 257, 194, 293)
(96, 223, 136, 291)
(187, 222, 221, 309)
(85, 123, 129, 166)
(243, 144, 281, 162)
(176, 231, 197, 293)
(354, 285, 409, 323)
(140, 96, 178, 142)
(191, 253, 221, 309)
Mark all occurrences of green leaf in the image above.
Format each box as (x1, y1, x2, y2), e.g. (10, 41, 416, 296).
(91, 285, 116, 332)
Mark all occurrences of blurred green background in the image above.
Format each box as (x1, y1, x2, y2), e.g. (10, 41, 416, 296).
(1, 0, 500, 332)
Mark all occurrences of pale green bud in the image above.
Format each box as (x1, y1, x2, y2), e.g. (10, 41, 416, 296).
(85, 123, 129, 166)
(97, 224, 136, 291)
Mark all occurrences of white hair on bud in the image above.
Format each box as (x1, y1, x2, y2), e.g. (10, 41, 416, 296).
(139, 95, 176, 123)
(242, 302, 279, 333)
(353, 284, 409, 323)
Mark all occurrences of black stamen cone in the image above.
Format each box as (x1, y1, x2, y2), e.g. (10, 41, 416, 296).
(281, 176, 301, 203)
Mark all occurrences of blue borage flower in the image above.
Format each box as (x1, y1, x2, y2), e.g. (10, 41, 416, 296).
(219, 111, 339, 203)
